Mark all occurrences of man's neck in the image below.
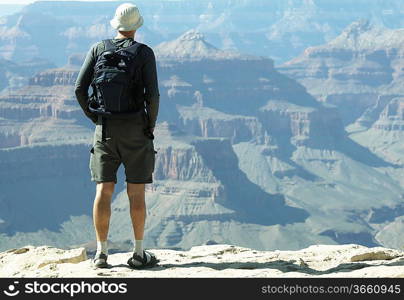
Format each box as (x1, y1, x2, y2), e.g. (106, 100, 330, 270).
(114, 32, 135, 39)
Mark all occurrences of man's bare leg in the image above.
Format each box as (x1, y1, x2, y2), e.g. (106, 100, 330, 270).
(92, 181, 115, 267)
(126, 183, 158, 267)
(93, 182, 115, 242)
(127, 183, 146, 240)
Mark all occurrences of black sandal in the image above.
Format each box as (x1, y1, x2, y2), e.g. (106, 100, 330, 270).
(127, 250, 159, 269)
(92, 252, 108, 269)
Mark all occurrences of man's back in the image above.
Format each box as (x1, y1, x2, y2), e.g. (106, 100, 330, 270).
(74, 37, 160, 131)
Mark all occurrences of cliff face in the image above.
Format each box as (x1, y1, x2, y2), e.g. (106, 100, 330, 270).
(176, 104, 265, 144)
(0, 143, 95, 234)
(0, 53, 89, 149)
(278, 19, 404, 168)
(0, 84, 88, 149)
(278, 20, 404, 127)
(348, 96, 404, 165)
(257, 100, 345, 148)
(29, 68, 78, 86)
(372, 97, 404, 132)
(0, 58, 55, 91)
(151, 124, 218, 183)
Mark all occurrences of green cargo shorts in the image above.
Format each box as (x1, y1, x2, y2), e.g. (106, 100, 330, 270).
(89, 114, 156, 184)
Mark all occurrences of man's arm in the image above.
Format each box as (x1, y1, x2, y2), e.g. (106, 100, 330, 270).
(142, 46, 160, 130)
(74, 43, 99, 124)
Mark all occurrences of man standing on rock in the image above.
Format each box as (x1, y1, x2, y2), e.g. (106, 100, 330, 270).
(74, 3, 160, 269)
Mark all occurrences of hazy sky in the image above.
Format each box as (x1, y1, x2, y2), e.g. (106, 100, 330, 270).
(0, 0, 118, 4)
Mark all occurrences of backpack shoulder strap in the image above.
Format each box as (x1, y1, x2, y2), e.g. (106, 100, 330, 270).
(123, 41, 145, 56)
(102, 39, 117, 52)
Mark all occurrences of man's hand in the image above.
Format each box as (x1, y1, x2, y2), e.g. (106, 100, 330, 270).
(84, 110, 98, 124)
(144, 126, 155, 139)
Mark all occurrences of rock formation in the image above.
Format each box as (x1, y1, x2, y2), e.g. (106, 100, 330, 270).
(1, 1, 403, 66)
(279, 20, 404, 169)
(154, 29, 257, 62)
(279, 20, 404, 127)
(1, 244, 403, 277)
(0, 22, 403, 255)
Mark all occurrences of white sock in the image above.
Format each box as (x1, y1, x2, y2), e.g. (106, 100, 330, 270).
(96, 240, 108, 256)
(135, 240, 144, 257)
(132, 239, 151, 265)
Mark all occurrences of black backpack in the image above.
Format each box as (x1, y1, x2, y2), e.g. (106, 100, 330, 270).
(88, 39, 146, 119)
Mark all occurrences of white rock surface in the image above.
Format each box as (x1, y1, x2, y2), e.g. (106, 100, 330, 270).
(0, 246, 87, 277)
(1, 244, 403, 278)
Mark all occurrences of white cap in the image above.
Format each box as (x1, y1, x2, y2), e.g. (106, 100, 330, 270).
(110, 3, 144, 31)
